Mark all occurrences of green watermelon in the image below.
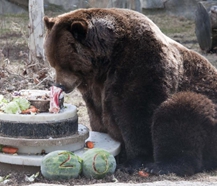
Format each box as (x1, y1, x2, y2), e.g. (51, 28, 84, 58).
(41, 150, 82, 180)
(82, 148, 116, 179)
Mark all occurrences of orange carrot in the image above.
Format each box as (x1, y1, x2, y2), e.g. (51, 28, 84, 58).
(138, 170, 150, 177)
(21, 106, 38, 114)
(2, 146, 18, 154)
(85, 141, 94, 149)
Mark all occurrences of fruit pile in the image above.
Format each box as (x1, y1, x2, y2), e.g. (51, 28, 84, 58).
(0, 86, 63, 114)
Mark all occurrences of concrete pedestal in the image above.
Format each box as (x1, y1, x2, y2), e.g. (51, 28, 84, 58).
(0, 129, 121, 169)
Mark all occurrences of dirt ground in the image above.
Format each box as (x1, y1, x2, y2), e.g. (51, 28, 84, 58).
(0, 10, 217, 186)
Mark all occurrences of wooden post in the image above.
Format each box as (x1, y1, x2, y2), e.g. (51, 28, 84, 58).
(28, 0, 45, 64)
(195, 1, 217, 52)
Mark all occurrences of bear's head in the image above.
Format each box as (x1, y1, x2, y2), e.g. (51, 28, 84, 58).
(44, 9, 125, 93)
(44, 12, 91, 93)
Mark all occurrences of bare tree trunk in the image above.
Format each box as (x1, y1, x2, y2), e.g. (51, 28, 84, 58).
(28, 0, 45, 64)
(195, 1, 217, 52)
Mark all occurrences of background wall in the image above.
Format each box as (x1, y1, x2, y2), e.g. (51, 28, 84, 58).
(1, 0, 216, 19)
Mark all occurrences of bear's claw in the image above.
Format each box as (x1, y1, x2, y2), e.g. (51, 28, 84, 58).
(144, 163, 171, 175)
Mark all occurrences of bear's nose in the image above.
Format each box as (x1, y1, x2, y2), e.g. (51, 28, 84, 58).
(54, 83, 66, 92)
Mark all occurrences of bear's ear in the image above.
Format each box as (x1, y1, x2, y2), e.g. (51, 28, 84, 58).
(44, 16, 55, 30)
(71, 20, 88, 41)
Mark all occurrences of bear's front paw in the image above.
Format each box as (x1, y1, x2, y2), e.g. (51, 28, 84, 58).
(144, 163, 170, 175)
(117, 157, 148, 174)
(117, 164, 135, 175)
(117, 162, 141, 175)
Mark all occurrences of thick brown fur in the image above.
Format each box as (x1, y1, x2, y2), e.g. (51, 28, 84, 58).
(44, 8, 217, 176)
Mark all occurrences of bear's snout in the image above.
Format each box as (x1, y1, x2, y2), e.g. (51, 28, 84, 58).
(54, 84, 66, 92)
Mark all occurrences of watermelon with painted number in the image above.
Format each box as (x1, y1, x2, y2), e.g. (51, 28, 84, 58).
(82, 148, 116, 179)
(40, 150, 82, 180)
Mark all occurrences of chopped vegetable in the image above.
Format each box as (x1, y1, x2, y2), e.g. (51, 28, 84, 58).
(13, 97, 30, 111)
(0, 145, 18, 154)
(0, 95, 8, 111)
(0, 174, 11, 184)
(0, 95, 31, 114)
(21, 106, 39, 114)
(2, 101, 21, 114)
(85, 141, 94, 149)
(25, 172, 39, 182)
(138, 170, 150, 177)
(82, 148, 116, 179)
(0, 95, 8, 105)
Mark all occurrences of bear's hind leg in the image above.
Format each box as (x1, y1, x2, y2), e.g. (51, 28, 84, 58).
(144, 150, 202, 176)
(145, 92, 216, 176)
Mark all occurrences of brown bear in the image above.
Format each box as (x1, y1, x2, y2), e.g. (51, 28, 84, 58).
(44, 8, 217, 176)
